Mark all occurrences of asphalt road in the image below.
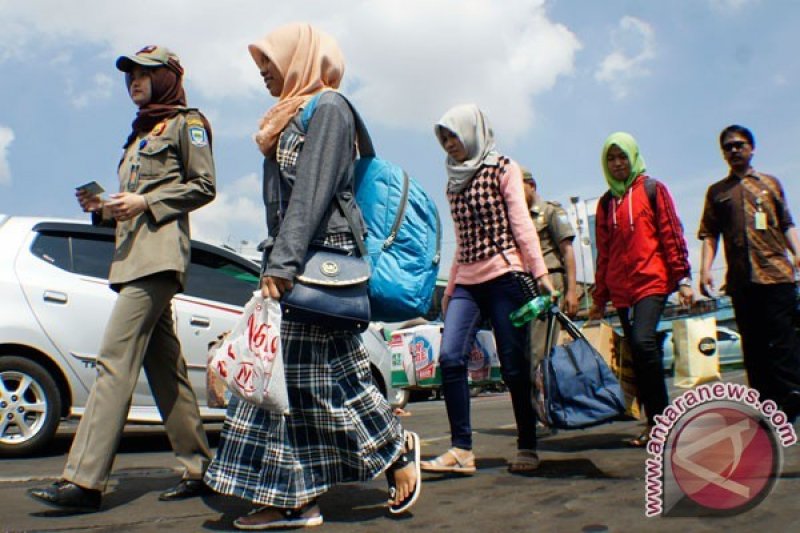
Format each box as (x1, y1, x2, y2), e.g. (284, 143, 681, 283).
(2, 370, 799, 532)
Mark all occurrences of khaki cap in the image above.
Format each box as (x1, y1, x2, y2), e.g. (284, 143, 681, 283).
(116, 45, 180, 72)
(520, 166, 536, 187)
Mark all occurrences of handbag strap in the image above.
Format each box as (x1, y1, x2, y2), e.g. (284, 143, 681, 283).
(468, 191, 515, 268)
(543, 309, 615, 388)
(469, 204, 539, 295)
(334, 194, 368, 258)
(470, 210, 514, 267)
(541, 306, 590, 359)
(275, 154, 368, 259)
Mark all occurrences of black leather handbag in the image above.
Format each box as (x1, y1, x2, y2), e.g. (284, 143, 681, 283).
(470, 210, 539, 302)
(281, 244, 371, 332)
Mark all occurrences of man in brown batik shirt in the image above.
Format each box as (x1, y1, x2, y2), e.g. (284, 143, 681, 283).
(698, 124, 800, 420)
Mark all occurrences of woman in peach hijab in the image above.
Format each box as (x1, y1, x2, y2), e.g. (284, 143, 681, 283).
(204, 23, 420, 530)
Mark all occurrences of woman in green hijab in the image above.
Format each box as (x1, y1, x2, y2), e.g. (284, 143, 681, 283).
(589, 132, 694, 446)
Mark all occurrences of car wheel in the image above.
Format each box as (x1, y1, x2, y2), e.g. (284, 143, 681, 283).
(0, 357, 62, 456)
(370, 366, 410, 409)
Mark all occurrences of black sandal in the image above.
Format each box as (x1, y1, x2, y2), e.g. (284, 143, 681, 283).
(385, 430, 421, 514)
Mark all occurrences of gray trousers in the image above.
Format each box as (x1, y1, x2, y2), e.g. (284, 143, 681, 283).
(63, 273, 211, 490)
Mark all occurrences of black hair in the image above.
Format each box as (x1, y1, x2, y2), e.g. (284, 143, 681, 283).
(719, 125, 755, 148)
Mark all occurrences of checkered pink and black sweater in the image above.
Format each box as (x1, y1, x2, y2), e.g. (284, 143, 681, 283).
(445, 155, 547, 297)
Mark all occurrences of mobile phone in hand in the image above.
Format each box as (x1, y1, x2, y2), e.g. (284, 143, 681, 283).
(75, 181, 105, 196)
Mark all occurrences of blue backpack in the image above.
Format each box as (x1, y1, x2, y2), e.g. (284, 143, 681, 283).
(301, 92, 442, 322)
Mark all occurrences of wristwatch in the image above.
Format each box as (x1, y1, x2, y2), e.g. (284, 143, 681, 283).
(678, 277, 692, 288)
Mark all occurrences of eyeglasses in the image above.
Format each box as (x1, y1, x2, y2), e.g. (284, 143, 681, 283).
(722, 141, 749, 152)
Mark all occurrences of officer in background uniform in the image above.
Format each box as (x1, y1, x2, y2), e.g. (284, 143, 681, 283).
(29, 46, 216, 512)
(521, 168, 578, 367)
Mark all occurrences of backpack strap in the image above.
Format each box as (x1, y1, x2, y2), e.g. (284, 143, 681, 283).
(644, 177, 658, 219)
(301, 91, 375, 158)
(600, 190, 612, 214)
(600, 177, 658, 222)
(298, 92, 371, 258)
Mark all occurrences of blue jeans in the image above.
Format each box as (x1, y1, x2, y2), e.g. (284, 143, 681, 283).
(439, 273, 536, 451)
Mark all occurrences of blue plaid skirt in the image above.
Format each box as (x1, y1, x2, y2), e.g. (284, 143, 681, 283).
(204, 319, 404, 508)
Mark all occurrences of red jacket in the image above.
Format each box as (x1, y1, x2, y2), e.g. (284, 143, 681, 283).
(593, 175, 691, 309)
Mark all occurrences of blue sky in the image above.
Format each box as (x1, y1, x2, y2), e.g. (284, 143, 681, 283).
(1, 0, 798, 283)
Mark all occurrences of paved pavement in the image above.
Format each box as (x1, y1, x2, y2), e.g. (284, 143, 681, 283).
(2, 370, 800, 532)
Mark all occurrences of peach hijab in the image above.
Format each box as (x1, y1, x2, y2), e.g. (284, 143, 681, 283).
(249, 23, 345, 156)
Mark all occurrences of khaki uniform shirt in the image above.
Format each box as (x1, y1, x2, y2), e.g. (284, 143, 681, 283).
(530, 199, 575, 272)
(99, 109, 216, 291)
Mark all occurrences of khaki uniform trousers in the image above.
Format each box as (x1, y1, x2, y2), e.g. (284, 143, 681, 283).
(526, 272, 566, 379)
(63, 273, 211, 490)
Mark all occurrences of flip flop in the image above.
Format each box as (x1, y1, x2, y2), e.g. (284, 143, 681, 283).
(420, 448, 476, 475)
(233, 501, 323, 530)
(386, 430, 422, 514)
(508, 450, 540, 473)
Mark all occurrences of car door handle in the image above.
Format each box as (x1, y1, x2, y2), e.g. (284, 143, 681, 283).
(43, 290, 68, 304)
(190, 316, 211, 328)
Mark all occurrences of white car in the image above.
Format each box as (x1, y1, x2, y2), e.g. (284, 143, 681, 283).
(0, 215, 403, 456)
(660, 325, 743, 373)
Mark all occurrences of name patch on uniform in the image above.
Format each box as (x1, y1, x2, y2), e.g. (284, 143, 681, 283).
(189, 126, 208, 147)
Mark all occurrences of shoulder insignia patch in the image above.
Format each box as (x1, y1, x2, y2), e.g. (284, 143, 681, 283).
(151, 121, 167, 136)
(189, 126, 208, 147)
(186, 117, 204, 127)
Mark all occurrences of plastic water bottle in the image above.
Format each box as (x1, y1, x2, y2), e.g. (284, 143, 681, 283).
(510, 292, 559, 327)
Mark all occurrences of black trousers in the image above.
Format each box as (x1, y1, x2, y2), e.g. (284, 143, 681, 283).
(618, 295, 668, 426)
(731, 282, 800, 417)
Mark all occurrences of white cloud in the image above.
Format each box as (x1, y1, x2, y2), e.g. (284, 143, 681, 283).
(595, 16, 655, 99)
(191, 173, 264, 247)
(0, 0, 580, 140)
(337, 1, 581, 138)
(0, 125, 14, 185)
(70, 73, 113, 109)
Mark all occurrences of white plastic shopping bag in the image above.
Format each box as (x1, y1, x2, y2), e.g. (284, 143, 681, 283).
(209, 291, 289, 414)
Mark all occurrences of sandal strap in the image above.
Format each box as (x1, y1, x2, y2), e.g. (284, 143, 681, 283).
(387, 431, 415, 472)
(445, 448, 472, 467)
(428, 448, 472, 467)
(273, 500, 319, 519)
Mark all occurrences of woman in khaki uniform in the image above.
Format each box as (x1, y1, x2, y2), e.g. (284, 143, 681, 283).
(29, 45, 216, 513)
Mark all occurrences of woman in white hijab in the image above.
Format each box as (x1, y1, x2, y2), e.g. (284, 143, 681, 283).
(421, 104, 554, 475)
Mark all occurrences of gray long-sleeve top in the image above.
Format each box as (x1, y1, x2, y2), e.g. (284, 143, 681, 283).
(262, 91, 366, 280)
